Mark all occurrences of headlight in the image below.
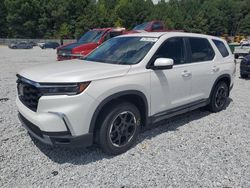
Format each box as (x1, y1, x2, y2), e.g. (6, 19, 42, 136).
(39, 82, 90, 96)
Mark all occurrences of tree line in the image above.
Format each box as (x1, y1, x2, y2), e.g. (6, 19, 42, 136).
(1, 0, 250, 39)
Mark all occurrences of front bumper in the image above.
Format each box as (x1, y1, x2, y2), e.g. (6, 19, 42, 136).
(18, 112, 93, 147)
(57, 53, 84, 60)
(57, 55, 76, 61)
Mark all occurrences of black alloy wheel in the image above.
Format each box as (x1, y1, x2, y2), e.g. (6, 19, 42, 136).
(109, 111, 137, 147)
(208, 81, 229, 112)
(97, 102, 141, 155)
(214, 84, 228, 109)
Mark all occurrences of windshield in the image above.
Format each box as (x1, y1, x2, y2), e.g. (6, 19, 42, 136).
(85, 37, 157, 65)
(133, 22, 150, 30)
(78, 30, 105, 44)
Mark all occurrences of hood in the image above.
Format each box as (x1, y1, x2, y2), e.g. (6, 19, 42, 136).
(59, 42, 81, 50)
(59, 42, 97, 51)
(18, 60, 131, 83)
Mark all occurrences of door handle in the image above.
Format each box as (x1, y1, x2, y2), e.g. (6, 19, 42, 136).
(182, 70, 192, 77)
(212, 66, 220, 72)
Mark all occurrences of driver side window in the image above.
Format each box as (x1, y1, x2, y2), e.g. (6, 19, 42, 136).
(154, 37, 186, 65)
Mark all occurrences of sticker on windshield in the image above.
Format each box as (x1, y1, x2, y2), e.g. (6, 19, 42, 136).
(140, 38, 158, 42)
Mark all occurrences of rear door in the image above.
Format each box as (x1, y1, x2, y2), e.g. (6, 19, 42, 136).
(185, 37, 216, 101)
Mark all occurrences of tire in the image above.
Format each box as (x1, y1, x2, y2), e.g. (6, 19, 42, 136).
(208, 81, 229, 113)
(97, 102, 141, 155)
(241, 73, 248, 78)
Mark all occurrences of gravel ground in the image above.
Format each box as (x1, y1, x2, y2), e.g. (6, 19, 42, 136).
(0, 46, 250, 187)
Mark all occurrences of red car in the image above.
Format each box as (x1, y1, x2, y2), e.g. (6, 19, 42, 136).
(57, 28, 127, 61)
(133, 20, 183, 32)
(132, 21, 166, 32)
(57, 21, 182, 61)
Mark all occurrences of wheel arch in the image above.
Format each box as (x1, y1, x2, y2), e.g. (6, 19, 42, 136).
(209, 74, 231, 98)
(89, 90, 149, 135)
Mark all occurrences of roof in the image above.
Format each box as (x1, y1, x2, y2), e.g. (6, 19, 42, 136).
(122, 32, 168, 38)
(91, 27, 126, 32)
(119, 31, 223, 41)
(91, 28, 113, 31)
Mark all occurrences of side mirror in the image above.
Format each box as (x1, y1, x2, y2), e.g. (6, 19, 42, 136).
(152, 58, 174, 70)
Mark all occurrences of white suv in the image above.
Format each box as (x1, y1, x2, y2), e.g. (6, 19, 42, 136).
(16, 32, 235, 155)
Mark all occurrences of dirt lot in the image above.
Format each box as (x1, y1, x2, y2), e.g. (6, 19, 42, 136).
(0, 46, 250, 187)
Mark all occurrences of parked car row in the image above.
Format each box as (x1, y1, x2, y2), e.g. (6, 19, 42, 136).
(39, 42, 60, 49)
(8, 41, 60, 50)
(8, 41, 33, 49)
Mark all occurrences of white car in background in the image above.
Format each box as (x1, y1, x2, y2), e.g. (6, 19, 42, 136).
(16, 32, 235, 155)
(234, 43, 250, 58)
(240, 39, 250, 46)
(37, 42, 45, 48)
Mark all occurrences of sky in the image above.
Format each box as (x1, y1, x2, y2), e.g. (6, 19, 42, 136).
(152, 0, 169, 4)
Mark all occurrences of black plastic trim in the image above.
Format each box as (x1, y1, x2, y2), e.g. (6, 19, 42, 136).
(150, 64, 173, 70)
(209, 74, 231, 99)
(149, 99, 209, 124)
(18, 112, 93, 147)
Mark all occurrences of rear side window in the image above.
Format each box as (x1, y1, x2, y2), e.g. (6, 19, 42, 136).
(188, 38, 215, 62)
(212, 39, 229, 57)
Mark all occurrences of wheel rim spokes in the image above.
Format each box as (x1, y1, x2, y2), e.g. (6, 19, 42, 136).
(109, 111, 137, 147)
(215, 86, 227, 108)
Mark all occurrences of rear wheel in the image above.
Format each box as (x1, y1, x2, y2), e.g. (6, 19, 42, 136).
(97, 102, 141, 155)
(208, 81, 229, 113)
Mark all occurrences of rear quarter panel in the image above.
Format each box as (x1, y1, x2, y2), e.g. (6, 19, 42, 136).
(209, 38, 236, 89)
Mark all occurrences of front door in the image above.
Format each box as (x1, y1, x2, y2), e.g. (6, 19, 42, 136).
(150, 37, 193, 115)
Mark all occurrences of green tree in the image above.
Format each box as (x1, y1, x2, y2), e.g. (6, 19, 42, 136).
(115, 0, 153, 29)
(239, 15, 250, 35)
(0, 2, 7, 37)
(2, 0, 250, 38)
(5, 0, 42, 38)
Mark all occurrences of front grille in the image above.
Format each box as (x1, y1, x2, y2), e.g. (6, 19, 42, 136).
(58, 49, 71, 57)
(17, 78, 42, 112)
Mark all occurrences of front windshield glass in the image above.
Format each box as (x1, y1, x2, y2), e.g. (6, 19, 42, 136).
(84, 37, 157, 65)
(78, 30, 105, 44)
(133, 22, 150, 30)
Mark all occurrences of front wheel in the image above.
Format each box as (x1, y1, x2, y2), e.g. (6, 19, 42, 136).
(208, 81, 229, 113)
(97, 102, 141, 155)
